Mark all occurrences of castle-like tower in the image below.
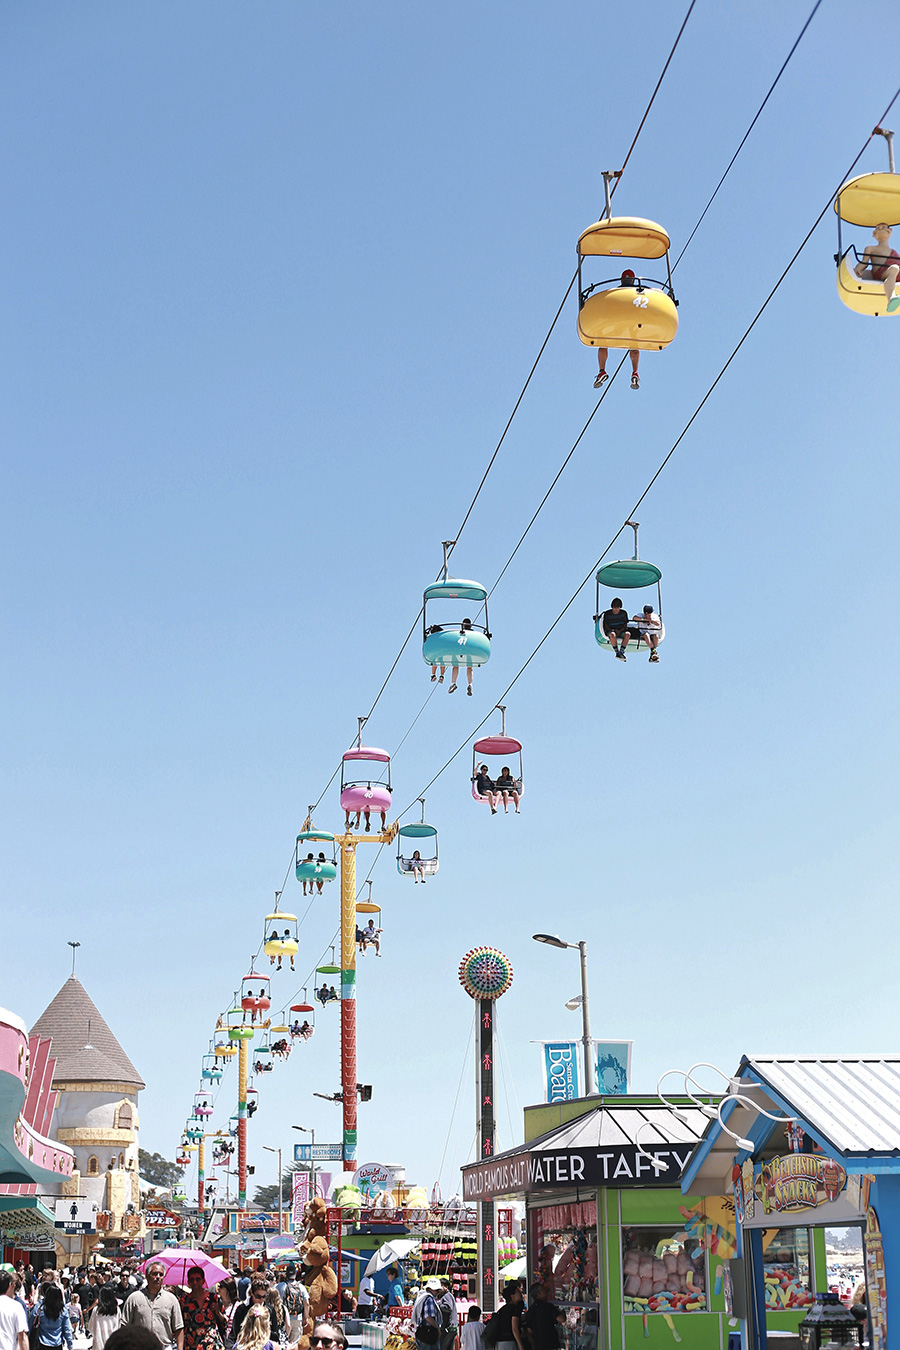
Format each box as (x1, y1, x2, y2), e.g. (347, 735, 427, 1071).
(31, 978, 144, 1259)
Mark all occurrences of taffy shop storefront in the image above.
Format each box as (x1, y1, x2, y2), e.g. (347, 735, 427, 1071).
(462, 1095, 793, 1350)
(682, 1055, 900, 1350)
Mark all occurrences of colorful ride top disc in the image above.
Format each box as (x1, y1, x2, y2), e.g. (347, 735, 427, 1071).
(458, 946, 513, 1001)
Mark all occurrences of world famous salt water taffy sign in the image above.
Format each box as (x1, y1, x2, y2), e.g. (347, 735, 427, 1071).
(756, 1154, 847, 1215)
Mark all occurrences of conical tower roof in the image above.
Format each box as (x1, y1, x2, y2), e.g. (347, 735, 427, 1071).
(31, 977, 144, 1090)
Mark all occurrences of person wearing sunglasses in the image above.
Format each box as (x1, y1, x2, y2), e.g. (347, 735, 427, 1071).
(230, 1282, 268, 1347)
(180, 1269, 225, 1350)
(309, 1324, 347, 1350)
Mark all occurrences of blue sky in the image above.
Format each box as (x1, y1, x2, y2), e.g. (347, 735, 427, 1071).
(3, 1, 899, 1203)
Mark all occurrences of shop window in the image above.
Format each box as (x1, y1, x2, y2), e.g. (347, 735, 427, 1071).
(622, 1227, 707, 1313)
(86, 1156, 99, 1175)
(530, 1201, 599, 1308)
(762, 1227, 812, 1310)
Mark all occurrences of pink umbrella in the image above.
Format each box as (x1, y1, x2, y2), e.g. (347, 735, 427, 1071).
(141, 1248, 231, 1289)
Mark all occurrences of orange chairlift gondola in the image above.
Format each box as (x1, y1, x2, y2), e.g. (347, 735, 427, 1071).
(835, 126, 900, 316)
(472, 705, 523, 813)
(577, 172, 678, 387)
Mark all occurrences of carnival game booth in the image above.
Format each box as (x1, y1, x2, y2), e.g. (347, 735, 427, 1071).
(681, 1055, 900, 1350)
(462, 1095, 768, 1350)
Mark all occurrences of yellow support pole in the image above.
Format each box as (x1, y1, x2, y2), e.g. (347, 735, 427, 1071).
(336, 823, 397, 1170)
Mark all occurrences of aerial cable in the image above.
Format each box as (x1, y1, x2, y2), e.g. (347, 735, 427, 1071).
(481, 2, 824, 612)
(296, 3, 697, 827)
(673, 0, 824, 267)
(400, 89, 900, 811)
(435, 1004, 477, 1193)
(614, 0, 697, 185)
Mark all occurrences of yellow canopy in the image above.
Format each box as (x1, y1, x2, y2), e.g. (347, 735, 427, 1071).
(578, 216, 670, 259)
(265, 911, 297, 923)
(834, 173, 900, 227)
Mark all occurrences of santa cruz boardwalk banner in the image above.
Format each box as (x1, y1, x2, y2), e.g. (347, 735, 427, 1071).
(462, 1142, 697, 1202)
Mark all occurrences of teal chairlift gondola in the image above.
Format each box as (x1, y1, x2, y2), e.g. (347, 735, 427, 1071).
(201, 1050, 223, 1084)
(423, 541, 491, 673)
(397, 797, 438, 879)
(593, 521, 665, 659)
(295, 815, 338, 891)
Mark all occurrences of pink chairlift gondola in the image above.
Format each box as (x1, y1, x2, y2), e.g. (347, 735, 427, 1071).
(471, 705, 524, 805)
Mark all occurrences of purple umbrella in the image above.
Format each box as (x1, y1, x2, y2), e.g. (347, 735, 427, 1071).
(141, 1248, 231, 1289)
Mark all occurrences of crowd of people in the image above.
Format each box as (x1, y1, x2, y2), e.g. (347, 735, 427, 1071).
(410, 1277, 563, 1350)
(0, 1258, 341, 1350)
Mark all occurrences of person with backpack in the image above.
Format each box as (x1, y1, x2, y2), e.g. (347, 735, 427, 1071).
(482, 1283, 524, 1350)
(280, 1271, 308, 1347)
(413, 1282, 442, 1350)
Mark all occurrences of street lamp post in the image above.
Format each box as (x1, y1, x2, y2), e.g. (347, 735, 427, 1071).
(263, 1145, 284, 1232)
(532, 933, 594, 1096)
(293, 1125, 316, 1203)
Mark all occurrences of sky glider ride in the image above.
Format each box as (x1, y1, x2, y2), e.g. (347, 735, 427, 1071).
(835, 127, 900, 316)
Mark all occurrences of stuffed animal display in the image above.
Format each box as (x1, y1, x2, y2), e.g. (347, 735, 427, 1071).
(333, 1183, 362, 1219)
(305, 1234, 339, 1322)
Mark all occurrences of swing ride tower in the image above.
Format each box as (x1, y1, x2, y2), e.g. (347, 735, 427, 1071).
(459, 947, 514, 1315)
(238, 1035, 249, 1206)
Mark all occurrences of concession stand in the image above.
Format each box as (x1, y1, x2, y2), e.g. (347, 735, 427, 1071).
(461, 1094, 797, 1350)
(681, 1056, 900, 1350)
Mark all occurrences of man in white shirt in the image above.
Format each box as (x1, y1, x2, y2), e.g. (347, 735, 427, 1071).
(0, 1272, 28, 1350)
(357, 1274, 379, 1321)
(626, 605, 662, 663)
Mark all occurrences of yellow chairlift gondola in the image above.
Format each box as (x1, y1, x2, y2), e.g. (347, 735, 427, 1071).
(356, 881, 382, 957)
(835, 127, 900, 316)
(269, 1011, 292, 1062)
(577, 172, 678, 385)
(263, 894, 299, 973)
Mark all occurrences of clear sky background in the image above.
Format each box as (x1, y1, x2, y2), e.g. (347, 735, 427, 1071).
(3, 1, 899, 1205)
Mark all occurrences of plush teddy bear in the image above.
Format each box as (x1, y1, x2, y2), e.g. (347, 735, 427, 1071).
(304, 1195, 329, 1238)
(303, 1234, 338, 1332)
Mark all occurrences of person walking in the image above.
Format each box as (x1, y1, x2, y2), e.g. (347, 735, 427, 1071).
(412, 1283, 441, 1350)
(521, 1284, 562, 1350)
(280, 1268, 308, 1344)
(437, 1282, 457, 1350)
(29, 1285, 73, 1350)
(488, 1283, 525, 1350)
(87, 1287, 122, 1350)
(180, 1268, 225, 1350)
(0, 1272, 28, 1350)
(121, 1263, 184, 1350)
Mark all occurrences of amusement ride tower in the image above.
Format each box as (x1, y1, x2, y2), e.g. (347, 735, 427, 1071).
(459, 946, 514, 1314)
